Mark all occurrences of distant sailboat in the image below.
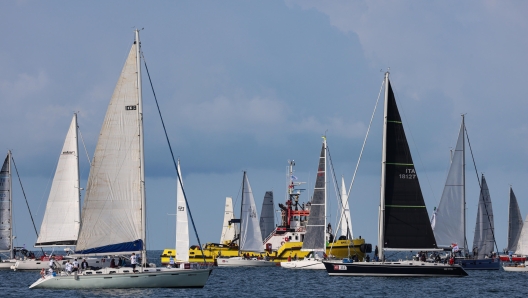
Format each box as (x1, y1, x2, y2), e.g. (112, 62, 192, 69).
(323, 71, 467, 277)
(0, 152, 15, 269)
(507, 187, 523, 252)
(282, 137, 327, 270)
(29, 30, 211, 289)
(504, 215, 528, 271)
(432, 116, 499, 269)
(15, 114, 84, 271)
(260, 191, 275, 241)
(220, 197, 238, 245)
(175, 160, 189, 263)
(217, 172, 274, 267)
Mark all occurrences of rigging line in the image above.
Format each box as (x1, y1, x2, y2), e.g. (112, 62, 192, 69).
(10, 154, 45, 255)
(464, 125, 499, 253)
(141, 54, 207, 265)
(77, 122, 92, 165)
(326, 145, 341, 254)
(346, 78, 383, 199)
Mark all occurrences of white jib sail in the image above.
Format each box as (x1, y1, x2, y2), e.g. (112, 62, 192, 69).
(175, 160, 189, 262)
(36, 114, 80, 246)
(515, 215, 528, 256)
(240, 172, 263, 252)
(75, 42, 143, 253)
(433, 122, 465, 250)
(220, 197, 237, 244)
(340, 177, 353, 239)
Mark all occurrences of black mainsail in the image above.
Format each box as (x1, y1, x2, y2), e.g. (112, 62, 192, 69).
(507, 187, 523, 252)
(302, 139, 326, 251)
(382, 80, 437, 250)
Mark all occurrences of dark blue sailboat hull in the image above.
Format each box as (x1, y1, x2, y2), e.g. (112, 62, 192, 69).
(323, 261, 468, 277)
(456, 258, 500, 270)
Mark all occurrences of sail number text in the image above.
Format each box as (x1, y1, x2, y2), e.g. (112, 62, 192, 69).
(399, 168, 416, 180)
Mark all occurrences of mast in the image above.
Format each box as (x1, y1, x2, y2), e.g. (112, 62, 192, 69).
(135, 29, 147, 266)
(323, 136, 327, 245)
(379, 71, 389, 262)
(462, 114, 466, 256)
(8, 151, 13, 259)
(74, 113, 81, 238)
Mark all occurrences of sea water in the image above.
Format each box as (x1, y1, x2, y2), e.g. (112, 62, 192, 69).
(2, 250, 528, 297)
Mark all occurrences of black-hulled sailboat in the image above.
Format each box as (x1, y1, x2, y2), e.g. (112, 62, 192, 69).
(323, 71, 467, 277)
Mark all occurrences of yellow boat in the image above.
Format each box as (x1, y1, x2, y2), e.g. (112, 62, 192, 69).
(162, 156, 372, 266)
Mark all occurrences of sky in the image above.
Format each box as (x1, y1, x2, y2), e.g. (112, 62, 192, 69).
(1, 0, 527, 253)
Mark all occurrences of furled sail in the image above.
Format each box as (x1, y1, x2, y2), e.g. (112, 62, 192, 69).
(175, 160, 189, 262)
(259, 191, 274, 241)
(220, 197, 237, 244)
(340, 177, 353, 239)
(507, 187, 523, 252)
(302, 140, 326, 251)
(383, 80, 437, 250)
(75, 41, 143, 254)
(433, 121, 465, 250)
(239, 172, 263, 252)
(472, 175, 495, 258)
(0, 152, 12, 254)
(35, 114, 80, 247)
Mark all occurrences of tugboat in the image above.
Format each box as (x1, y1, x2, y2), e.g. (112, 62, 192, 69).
(174, 159, 370, 265)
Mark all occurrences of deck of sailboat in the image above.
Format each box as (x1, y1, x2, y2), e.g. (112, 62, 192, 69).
(323, 260, 468, 277)
(29, 266, 212, 289)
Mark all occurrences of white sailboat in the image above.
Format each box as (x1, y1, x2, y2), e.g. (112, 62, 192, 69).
(0, 151, 15, 269)
(504, 215, 528, 271)
(432, 116, 499, 269)
(217, 171, 275, 267)
(219, 197, 238, 245)
(14, 114, 94, 271)
(323, 71, 467, 277)
(29, 30, 211, 289)
(175, 160, 189, 263)
(282, 137, 327, 270)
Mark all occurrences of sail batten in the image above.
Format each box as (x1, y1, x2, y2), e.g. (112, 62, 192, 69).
(75, 42, 143, 254)
(302, 140, 326, 251)
(382, 79, 437, 250)
(35, 114, 80, 247)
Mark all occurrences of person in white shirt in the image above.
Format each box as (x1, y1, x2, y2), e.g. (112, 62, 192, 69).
(72, 259, 79, 272)
(130, 253, 137, 272)
(65, 261, 73, 274)
(48, 255, 55, 269)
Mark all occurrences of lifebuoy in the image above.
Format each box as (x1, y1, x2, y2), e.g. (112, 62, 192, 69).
(284, 237, 289, 242)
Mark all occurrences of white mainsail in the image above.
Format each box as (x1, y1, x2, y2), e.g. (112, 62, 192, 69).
(175, 160, 189, 262)
(240, 172, 263, 252)
(507, 187, 523, 252)
(514, 215, 528, 256)
(340, 177, 353, 239)
(433, 121, 465, 250)
(472, 175, 495, 258)
(220, 197, 237, 244)
(75, 41, 143, 254)
(0, 152, 13, 257)
(35, 114, 80, 247)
